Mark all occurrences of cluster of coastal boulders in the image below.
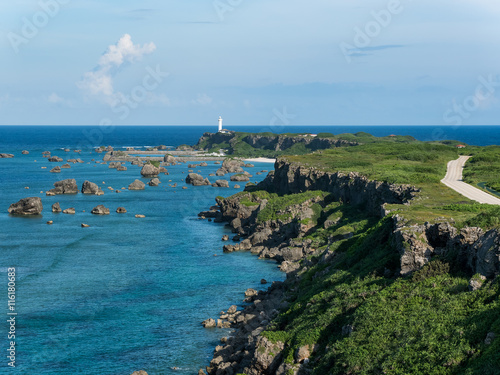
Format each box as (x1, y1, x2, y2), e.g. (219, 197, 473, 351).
(202, 282, 290, 375)
(7, 177, 150, 215)
(0, 153, 14, 158)
(184, 159, 256, 188)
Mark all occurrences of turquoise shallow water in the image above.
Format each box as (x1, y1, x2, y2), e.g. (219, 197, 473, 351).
(0, 129, 284, 374)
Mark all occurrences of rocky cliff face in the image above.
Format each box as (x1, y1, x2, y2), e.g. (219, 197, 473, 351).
(195, 133, 358, 153)
(241, 134, 358, 151)
(394, 217, 500, 277)
(257, 159, 419, 217)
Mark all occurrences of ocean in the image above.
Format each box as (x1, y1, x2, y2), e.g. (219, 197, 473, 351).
(0, 125, 498, 375)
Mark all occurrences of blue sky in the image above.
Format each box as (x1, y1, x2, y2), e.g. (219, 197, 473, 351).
(1, 0, 499, 126)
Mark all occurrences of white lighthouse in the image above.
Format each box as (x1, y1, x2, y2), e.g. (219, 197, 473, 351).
(218, 116, 223, 132)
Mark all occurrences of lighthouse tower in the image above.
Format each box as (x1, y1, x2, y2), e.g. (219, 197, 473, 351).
(218, 116, 223, 132)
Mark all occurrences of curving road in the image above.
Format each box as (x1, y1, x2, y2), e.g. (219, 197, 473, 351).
(441, 156, 500, 205)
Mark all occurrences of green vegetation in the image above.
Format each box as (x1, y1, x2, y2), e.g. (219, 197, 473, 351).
(463, 146, 500, 193)
(283, 140, 500, 230)
(196, 131, 356, 157)
(260, 212, 499, 375)
(148, 160, 161, 168)
(287, 142, 460, 185)
(256, 191, 329, 223)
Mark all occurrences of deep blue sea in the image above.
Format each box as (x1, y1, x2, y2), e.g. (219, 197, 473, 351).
(0, 125, 498, 375)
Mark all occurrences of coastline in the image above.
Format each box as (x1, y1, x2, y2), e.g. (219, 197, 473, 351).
(199, 156, 500, 375)
(243, 157, 276, 163)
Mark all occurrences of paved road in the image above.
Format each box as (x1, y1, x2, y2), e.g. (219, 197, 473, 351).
(441, 156, 500, 205)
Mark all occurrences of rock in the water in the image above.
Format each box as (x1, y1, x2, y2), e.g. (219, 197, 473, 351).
(244, 163, 254, 168)
(8, 197, 43, 215)
(117, 165, 127, 171)
(233, 184, 240, 189)
(216, 159, 244, 175)
(222, 235, 229, 241)
(186, 173, 210, 186)
(116, 207, 127, 213)
(52, 202, 61, 213)
(202, 318, 217, 328)
(61, 163, 71, 169)
(245, 288, 258, 298)
(63, 208, 76, 214)
(164, 155, 176, 164)
(230, 174, 250, 182)
(47, 221, 53, 225)
(48, 179, 79, 195)
(48, 156, 63, 162)
(130, 371, 148, 375)
(22, 150, 29, 155)
(200, 162, 208, 167)
(135, 214, 146, 218)
(50, 166, 61, 173)
(129, 179, 146, 190)
(261, 279, 268, 284)
(148, 178, 161, 186)
(81, 180, 104, 195)
(212, 180, 229, 188)
(0, 153, 14, 158)
(109, 162, 122, 169)
(141, 163, 160, 177)
(91, 205, 110, 215)
(81, 223, 90, 228)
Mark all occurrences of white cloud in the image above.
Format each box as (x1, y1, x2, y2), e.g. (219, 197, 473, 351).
(77, 34, 156, 104)
(98, 34, 156, 68)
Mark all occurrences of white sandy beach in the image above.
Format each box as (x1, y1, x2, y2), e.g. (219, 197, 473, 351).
(243, 157, 277, 163)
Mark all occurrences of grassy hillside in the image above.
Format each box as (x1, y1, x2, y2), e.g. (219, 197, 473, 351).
(265, 214, 500, 375)
(231, 188, 500, 374)
(284, 141, 500, 230)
